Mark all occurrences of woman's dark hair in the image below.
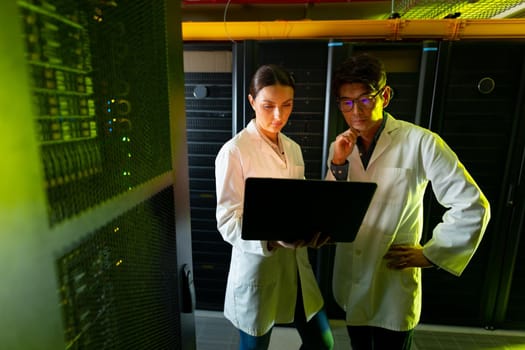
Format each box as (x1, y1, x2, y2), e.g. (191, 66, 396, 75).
(332, 53, 387, 97)
(249, 64, 296, 98)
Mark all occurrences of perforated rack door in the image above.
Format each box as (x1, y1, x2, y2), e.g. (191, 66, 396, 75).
(56, 188, 181, 349)
(2, 0, 193, 348)
(20, 0, 172, 227)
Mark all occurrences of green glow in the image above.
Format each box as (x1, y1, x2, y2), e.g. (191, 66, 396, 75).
(397, 0, 525, 19)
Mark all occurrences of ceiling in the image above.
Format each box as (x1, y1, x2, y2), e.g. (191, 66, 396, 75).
(181, 0, 525, 21)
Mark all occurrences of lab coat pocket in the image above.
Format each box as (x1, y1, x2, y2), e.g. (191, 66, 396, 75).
(365, 167, 413, 236)
(233, 281, 278, 332)
(372, 167, 412, 204)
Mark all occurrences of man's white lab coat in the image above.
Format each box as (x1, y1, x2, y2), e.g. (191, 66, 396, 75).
(327, 114, 490, 331)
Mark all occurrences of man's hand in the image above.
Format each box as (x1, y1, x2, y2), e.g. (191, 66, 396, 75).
(384, 244, 434, 270)
(332, 128, 360, 165)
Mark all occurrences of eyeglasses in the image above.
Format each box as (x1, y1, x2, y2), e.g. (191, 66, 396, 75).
(337, 89, 384, 112)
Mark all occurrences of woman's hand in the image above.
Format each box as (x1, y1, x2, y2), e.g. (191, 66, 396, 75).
(268, 232, 333, 251)
(307, 232, 333, 248)
(268, 240, 305, 251)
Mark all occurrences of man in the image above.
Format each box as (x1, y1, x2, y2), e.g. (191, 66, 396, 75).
(326, 53, 490, 350)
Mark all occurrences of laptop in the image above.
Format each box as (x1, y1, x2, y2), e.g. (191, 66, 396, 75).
(241, 177, 377, 243)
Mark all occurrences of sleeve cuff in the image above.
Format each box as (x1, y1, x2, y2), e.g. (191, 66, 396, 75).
(424, 253, 440, 270)
(330, 160, 349, 181)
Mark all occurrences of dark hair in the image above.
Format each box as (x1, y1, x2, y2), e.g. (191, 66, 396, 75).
(249, 64, 296, 99)
(332, 53, 387, 97)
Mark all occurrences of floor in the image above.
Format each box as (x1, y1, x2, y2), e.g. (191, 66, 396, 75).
(195, 310, 525, 350)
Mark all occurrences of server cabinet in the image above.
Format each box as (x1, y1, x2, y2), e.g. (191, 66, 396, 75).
(246, 40, 329, 180)
(183, 43, 234, 310)
(423, 41, 525, 329)
(1, 1, 194, 348)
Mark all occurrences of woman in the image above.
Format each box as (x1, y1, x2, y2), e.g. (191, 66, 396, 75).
(215, 64, 334, 350)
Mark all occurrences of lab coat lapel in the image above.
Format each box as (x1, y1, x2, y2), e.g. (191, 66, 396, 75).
(247, 120, 278, 158)
(367, 114, 397, 168)
(251, 125, 287, 166)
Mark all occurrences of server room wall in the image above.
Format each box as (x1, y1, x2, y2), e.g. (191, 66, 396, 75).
(183, 40, 525, 331)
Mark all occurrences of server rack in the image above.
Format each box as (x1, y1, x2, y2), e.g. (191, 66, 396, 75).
(1, 1, 194, 348)
(183, 43, 234, 310)
(423, 41, 525, 329)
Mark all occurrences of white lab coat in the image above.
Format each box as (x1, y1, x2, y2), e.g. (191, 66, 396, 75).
(215, 119, 324, 336)
(326, 114, 490, 331)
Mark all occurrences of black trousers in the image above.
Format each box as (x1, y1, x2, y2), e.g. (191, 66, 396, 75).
(346, 325, 414, 350)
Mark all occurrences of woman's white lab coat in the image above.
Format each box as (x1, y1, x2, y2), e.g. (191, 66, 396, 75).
(215, 119, 324, 336)
(326, 114, 490, 331)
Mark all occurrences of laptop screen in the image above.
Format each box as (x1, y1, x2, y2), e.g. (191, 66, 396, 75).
(241, 177, 377, 243)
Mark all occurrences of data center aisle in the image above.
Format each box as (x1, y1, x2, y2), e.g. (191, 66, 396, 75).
(195, 310, 525, 350)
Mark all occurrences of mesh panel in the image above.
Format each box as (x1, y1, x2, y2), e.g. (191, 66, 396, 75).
(185, 99, 233, 111)
(186, 117, 232, 130)
(396, 0, 525, 19)
(56, 187, 180, 349)
(19, 0, 171, 226)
